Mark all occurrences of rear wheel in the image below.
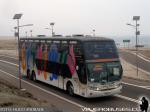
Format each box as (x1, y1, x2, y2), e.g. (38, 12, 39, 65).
(67, 83, 74, 96)
(31, 71, 36, 81)
(27, 69, 30, 79)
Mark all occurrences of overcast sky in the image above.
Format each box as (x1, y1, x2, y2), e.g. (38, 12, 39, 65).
(0, 0, 150, 38)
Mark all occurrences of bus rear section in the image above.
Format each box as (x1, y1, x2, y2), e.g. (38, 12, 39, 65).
(19, 37, 123, 98)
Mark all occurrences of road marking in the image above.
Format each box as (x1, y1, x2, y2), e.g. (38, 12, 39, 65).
(0, 69, 148, 111)
(138, 53, 150, 60)
(122, 82, 150, 90)
(115, 94, 150, 107)
(120, 58, 150, 75)
(1, 59, 150, 108)
(0, 59, 18, 67)
(126, 51, 150, 63)
(0, 54, 18, 60)
(115, 94, 139, 104)
(1, 58, 150, 90)
(0, 69, 94, 112)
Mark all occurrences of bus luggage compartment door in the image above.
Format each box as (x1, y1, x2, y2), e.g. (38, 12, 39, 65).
(58, 76, 64, 89)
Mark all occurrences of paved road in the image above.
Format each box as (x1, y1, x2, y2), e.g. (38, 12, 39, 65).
(119, 50, 150, 73)
(0, 55, 150, 112)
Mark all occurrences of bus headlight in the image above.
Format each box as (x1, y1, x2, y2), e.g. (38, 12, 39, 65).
(88, 86, 100, 91)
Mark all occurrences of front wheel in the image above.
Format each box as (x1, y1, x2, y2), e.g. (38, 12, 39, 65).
(67, 83, 74, 96)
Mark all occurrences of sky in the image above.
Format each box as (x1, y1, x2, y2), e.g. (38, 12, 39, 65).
(0, 0, 150, 38)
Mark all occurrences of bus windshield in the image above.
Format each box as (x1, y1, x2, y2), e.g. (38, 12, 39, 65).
(87, 62, 122, 83)
(83, 41, 118, 60)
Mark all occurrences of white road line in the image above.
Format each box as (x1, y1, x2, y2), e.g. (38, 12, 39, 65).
(1, 58, 150, 90)
(142, 86, 150, 88)
(138, 53, 150, 60)
(120, 58, 150, 75)
(115, 94, 139, 104)
(122, 82, 150, 90)
(0, 69, 149, 111)
(1, 59, 150, 108)
(115, 94, 150, 107)
(0, 54, 18, 60)
(0, 69, 94, 112)
(0, 59, 18, 66)
(128, 51, 150, 63)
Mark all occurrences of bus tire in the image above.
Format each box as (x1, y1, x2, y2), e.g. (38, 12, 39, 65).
(67, 82, 74, 96)
(31, 70, 36, 81)
(27, 69, 30, 79)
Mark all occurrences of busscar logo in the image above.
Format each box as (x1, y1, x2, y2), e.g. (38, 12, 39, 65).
(140, 97, 149, 112)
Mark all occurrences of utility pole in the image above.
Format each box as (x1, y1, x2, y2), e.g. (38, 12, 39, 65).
(127, 16, 140, 77)
(13, 14, 22, 89)
(134, 16, 140, 77)
(50, 22, 55, 37)
(13, 14, 33, 90)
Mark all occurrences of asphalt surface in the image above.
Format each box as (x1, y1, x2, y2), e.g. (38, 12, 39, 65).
(0, 55, 150, 112)
(119, 50, 150, 73)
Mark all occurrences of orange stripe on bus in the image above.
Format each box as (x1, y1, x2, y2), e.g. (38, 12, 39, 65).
(86, 58, 119, 63)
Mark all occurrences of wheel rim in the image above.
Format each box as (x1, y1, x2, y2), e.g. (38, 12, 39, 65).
(32, 71, 36, 81)
(68, 85, 74, 96)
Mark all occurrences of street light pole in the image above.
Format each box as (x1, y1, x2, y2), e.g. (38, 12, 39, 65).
(13, 14, 22, 89)
(127, 16, 140, 77)
(13, 14, 33, 90)
(17, 19, 22, 89)
(134, 17, 140, 77)
(50, 22, 55, 37)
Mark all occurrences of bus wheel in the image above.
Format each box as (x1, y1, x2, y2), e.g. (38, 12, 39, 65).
(67, 82, 74, 96)
(27, 69, 30, 79)
(31, 71, 36, 81)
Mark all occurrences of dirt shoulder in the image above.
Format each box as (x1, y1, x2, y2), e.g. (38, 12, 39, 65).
(0, 39, 18, 57)
(0, 78, 47, 107)
(0, 39, 17, 50)
(0, 77, 63, 112)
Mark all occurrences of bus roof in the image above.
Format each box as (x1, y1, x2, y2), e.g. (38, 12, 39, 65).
(20, 36, 113, 42)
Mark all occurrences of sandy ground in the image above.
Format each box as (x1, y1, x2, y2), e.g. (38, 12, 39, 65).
(0, 50, 18, 57)
(0, 78, 47, 107)
(0, 39, 18, 57)
(0, 77, 63, 111)
(0, 39, 17, 50)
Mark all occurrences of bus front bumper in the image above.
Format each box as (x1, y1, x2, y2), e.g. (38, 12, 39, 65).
(86, 85, 122, 98)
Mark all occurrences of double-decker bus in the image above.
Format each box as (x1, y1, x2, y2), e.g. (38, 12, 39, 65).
(20, 36, 123, 98)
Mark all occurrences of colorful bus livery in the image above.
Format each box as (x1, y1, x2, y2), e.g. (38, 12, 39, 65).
(20, 36, 123, 97)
